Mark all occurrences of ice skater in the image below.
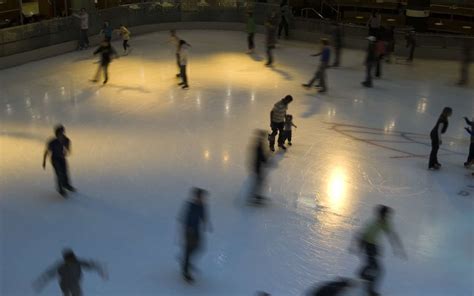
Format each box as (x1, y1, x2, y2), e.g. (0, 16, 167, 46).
(268, 95, 293, 151)
(117, 24, 131, 55)
(33, 248, 107, 296)
(101, 21, 113, 42)
(362, 36, 377, 88)
(367, 11, 381, 37)
(405, 30, 416, 62)
(302, 38, 331, 93)
(91, 40, 118, 85)
(278, 0, 290, 39)
(332, 23, 343, 67)
(350, 205, 406, 296)
(374, 36, 385, 78)
(42, 125, 75, 197)
(169, 30, 182, 77)
(458, 39, 471, 86)
(249, 130, 269, 203)
(282, 114, 297, 146)
(464, 117, 473, 168)
(428, 107, 453, 170)
(178, 40, 190, 89)
(265, 12, 278, 66)
(72, 8, 89, 50)
(179, 188, 212, 282)
(246, 11, 256, 53)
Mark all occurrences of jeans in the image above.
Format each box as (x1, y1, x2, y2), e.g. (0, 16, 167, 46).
(375, 55, 383, 78)
(467, 142, 474, 164)
(266, 45, 275, 65)
(359, 242, 382, 294)
(94, 63, 109, 83)
(52, 158, 71, 193)
(182, 229, 200, 276)
(180, 65, 188, 86)
(123, 40, 130, 51)
(79, 29, 89, 48)
(60, 282, 82, 296)
(278, 17, 289, 38)
(307, 62, 328, 90)
(269, 121, 284, 149)
(282, 130, 292, 144)
(364, 61, 374, 85)
(248, 33, 255, 50)
(429, 132, 440, 167)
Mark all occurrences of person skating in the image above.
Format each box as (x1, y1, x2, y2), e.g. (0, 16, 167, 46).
(278, 0, 290, 39)
(246, 11, 256, 53)
(384, 26, 395, 64)
(101, 21, 113, 42)
(117, 24, 131, 55)
(428, 107, 453, 170)
(282, 114, 297, 146)
(374, 35, 385, 78)
(178, 40, 190, 89)
(179, 188, 212, 283)
(332, 23, 343, 67)
(464, 117, 473, 168)
(405, 30, 416, 62)
(362, 36, 377, 88)
(33, 249, 107, 296)
(458, 39, 471, 86)
(42, 125, 75, 197)
(265, 12, 278, 66)
(169, 30, 182, 77)
(367, 11, 381, 37)
(303, 38, 331, 93)
(350, 205, 406, 296)
(268, 95, 293, 151)
(91, 41, 118, 85)
(249, 130, 269, 202)
(72, 8, 89, 50)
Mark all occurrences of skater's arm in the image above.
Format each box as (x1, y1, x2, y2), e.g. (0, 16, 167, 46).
(387, 227, 406, 258)
(311, 52, 322, 57)
(292, 123, 297, 128)
(79, 260, 108, 279)
(42, 146, 49, 169)
(465, 127, 472, 135)
(464, 117, 472, 126)
(32, 263, 58, 292)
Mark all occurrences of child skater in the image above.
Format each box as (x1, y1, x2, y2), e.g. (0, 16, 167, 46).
(282, 114, 297, 146)
(117, 24, 131, 55)
(178, 40, 190, 89)
(464, 117, 473, 169)
(428, 107, 452, 170)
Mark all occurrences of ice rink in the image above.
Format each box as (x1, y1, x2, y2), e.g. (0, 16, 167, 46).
(0, 30, 473, 295)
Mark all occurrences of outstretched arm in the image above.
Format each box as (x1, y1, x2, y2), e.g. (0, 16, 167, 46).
(32, 263, 58, 292)
(388, 229, 406, 258)
(464, 117, 472, 126)
(311, 52, 322, 57)
(42, 148, 49, 169)
(80, 260, 108, 279)
(465, 127, 472, 135)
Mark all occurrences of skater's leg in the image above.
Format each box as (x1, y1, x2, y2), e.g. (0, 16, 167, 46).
(181, 65, 188, 86)
(375, 57, 381, 77)
(278, 21, 283, 38)
(284, 18, 289, 38)
(123, 40, 127, 51)
(466, 143, 473, 165)
(103, 64, 109, 84)
(93, 64, 102, 82)
(276, 122, 285, 147)
(319, 64, 327, 91)
(287, 131, 292, 144)
(429, 134, 440, 168)
(176, 53, 181, 76)
(52, 160, 65, 195)
(269, 122, 278, 150)
(83, 29, 89, 47)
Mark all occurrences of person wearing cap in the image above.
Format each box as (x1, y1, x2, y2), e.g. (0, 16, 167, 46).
(268, 95, 293, 151)
(362, 36, 377, 88)
(302, 38, 331, 93)
(33, 249, 107, 295)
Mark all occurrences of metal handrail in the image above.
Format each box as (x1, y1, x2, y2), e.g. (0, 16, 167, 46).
(301, 7, 324, 20)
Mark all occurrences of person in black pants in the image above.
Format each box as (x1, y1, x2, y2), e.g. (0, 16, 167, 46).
(265, 12, 277, 66)
(307, 278, 354, 296)
(332, 23, 343, 67)
(463, 117, 473, 168)
(43, 125, 75, 197)
(278, 0, 290, 39)
(33, 249, 107, 295)
(405, 31, 416, 62)
(178, 40, 190, 89)
(249, 130, 268, 202)
(91, 41, 118, 85)
(268, 95, 293, 151)
(180, 188, 212, 283)
(362, 36, 377, 87)
(429, 107, 453, 170)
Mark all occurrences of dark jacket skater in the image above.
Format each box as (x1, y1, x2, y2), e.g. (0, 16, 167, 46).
(268, 95, 293, 151)
(43, 125, 75, 197)
(180, 188, 212, 282)
(92, 41, 117, 84)
(265, 12, 278, 66)
(464, 117, 473, 167)
(362, 36, 377, 87)
(429, 107, 452, 170)
(33, 249, 107, 296)
(250, 130, 269, 201)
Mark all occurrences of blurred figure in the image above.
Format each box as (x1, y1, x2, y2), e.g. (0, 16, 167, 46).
(249, 130, 269, 202)
(405, 30, 416, 62)
(179, 188, 212, 283)
(464, 117, 473, 168)
(101, 21, 113, 42)
(278, 0, 290, 39)
(429, 107, 453, 170)
(73, 8, 89, 50)
(374, 34, 386, 78)
(169, 30, 182, 77)
(367, 11, 381, 37)
(282, 114, 297, 146)
(42, 125, 75, 197)
(265, 11, 278, 66)
(246, 11, 256, 53)
(350, 205, 406, 296)
(458, 39, 471, 86)
(117, 24, 131, 55)
(92, 41, 118, 85)
(178, 40, 190, 89)
(384, 26, 395, 64)
(362, 36, 376, 88)
(268, 95, 293, 151)
(306, 278, 354, 296)
(302, 38, 331, 93)
(33, 249, 107, 295)
(332, 23, 343, 67)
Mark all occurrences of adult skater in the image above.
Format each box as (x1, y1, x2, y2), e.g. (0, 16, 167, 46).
(384, 26, 395, 64)
(249, 130, 269, 202)
(351, 205, 406, 296)
(246, 11, 256, 53)
(33, 249, 107, 296)
(169, 30, 182, 77)
(268, 95, 293, 151)
(72, 8, 89, 50)
(265, 11, 278, 66)
(302, 38, 331, 93)
(179, 188, 212, 282)
(306, 278, 354, 296)
(42, 125, 75, 197)
(91, 40, 118, 85)
(178, 40, 190, 89)
(101, 21, 113, 42)
(458, 39, 471, 86)
(375, 35, 386, 78)
(405, 30, 416, 62)
(428, 107, 453, 170)
(367, 11, 381, 37)
(278, 0, 290, 39)
(362, 36, 377, 88)
(464, 117, 473, 168)
(332, 23, 343, 67)
(117, 24, 131, 55)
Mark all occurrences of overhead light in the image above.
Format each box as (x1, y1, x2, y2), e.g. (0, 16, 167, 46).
(356, 16, 364, 19)
(435, 20, 443, 26)
(387, 18, 395, 22)
(462, 25, 472, 29)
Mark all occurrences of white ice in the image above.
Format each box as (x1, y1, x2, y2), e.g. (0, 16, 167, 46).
(0, 30, 473, 296)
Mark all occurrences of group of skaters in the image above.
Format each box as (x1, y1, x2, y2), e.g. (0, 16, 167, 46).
(428, 107, 474, 174)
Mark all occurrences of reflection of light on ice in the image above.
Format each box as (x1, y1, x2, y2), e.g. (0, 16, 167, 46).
(223, 152, 229, 163)
(204, 150, 210, 160)
(384, 120, 396, 132)
(417, 98, 428, 114)
(327, 167, 347, 211)
(327, 108, 336, 117)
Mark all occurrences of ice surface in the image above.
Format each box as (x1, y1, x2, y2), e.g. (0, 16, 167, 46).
(0, 30, 473, 296)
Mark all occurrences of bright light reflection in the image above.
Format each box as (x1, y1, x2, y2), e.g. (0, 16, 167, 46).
(327, 108, 336, 117)
(204, 150, 210, 160)
(223, 152, 229, 163)
(384, 120, 396, 132)
(326, 167, 347, 211)
(417, 98, 428, 114)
